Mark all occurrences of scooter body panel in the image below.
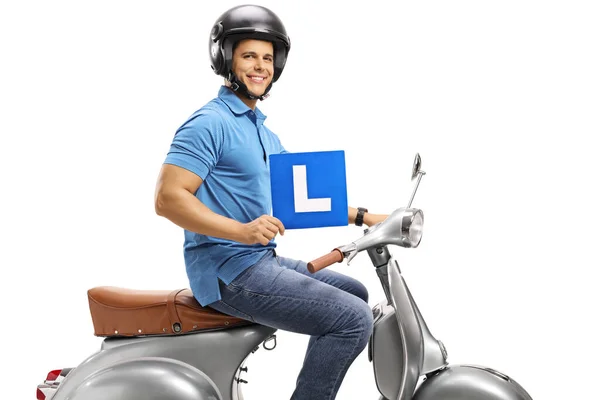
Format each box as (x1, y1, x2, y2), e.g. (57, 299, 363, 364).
(386, 257, 426, 400)
(413, 365, 533, 400)
(370, 301, 406, 400)
(52, 324, 276, 400)
(62, 357, 221, 400)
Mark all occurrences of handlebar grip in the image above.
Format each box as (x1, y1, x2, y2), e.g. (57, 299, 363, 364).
(307, 249, 344, 273)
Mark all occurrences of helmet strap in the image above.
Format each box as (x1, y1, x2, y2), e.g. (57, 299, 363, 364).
(227, 71, 272, 101)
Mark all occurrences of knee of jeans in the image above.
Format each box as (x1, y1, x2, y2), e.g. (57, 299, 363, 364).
(355, 281, 369, 303)
(352, 301, 374, 346)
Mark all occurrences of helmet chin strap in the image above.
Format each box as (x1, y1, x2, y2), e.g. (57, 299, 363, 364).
(228, 72, 272, 101)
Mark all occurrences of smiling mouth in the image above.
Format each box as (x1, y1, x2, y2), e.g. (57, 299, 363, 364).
(247, 75, 267, 84)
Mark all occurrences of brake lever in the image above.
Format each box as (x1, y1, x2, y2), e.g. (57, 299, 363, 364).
(337, 243, 358, 265)
(347, 250, 358, 265)
(336, 220, 387, 266)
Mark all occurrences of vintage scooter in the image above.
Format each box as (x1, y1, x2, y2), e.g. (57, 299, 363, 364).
(37, 154, 533, 400)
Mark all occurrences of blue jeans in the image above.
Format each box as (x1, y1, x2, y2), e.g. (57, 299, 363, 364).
(209, 250, 373, 400)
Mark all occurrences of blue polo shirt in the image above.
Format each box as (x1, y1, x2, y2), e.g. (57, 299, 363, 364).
(164, 86, 287, 306)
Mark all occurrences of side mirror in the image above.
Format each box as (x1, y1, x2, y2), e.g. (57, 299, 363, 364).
(411, 153, 422, 181)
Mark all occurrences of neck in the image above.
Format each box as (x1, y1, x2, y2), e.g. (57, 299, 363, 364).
(234, 91, 258, 110)
(224, 81, 259, 110)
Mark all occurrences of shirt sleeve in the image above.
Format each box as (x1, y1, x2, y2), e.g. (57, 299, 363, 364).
(163, 111, 224, 180)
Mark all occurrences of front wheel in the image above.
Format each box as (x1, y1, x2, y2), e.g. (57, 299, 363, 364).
(413, 364, 533, 400)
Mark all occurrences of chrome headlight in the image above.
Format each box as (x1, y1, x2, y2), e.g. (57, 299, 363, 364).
(401, 209, 424, 248)
(351, 207, 425, 253)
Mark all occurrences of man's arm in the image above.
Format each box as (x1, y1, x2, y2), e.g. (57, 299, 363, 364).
(348, 206, 388, 227)
(155, 164, 284, 246)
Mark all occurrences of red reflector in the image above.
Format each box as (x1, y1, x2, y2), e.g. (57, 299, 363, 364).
(46, 369, 62, 381)
(36, 388, 46, 400)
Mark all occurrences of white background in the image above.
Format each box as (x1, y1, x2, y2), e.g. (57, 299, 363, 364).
(1, 1, 599, 399)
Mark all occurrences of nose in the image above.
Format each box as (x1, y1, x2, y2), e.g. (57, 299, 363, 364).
(254, 58, 265, 71)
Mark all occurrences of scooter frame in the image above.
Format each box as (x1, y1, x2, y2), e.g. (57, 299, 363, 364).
(38, 154, 533, 400)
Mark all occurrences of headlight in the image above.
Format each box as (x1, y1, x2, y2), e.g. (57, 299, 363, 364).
(351, 207, 425, 253)
(401, 209, 424, 248)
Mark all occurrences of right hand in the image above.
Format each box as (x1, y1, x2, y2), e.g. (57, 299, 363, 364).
(240, 215, 285, 246)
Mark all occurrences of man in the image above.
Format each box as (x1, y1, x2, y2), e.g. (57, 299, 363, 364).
(155, 5, 387, 399)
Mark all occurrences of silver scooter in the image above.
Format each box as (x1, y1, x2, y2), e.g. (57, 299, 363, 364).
(36, 154, 533, 400)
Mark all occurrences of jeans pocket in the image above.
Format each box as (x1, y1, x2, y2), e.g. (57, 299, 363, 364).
(229, 251, 274, 291)
(211, 300, 254, 322)
(228, 264, 257, 290)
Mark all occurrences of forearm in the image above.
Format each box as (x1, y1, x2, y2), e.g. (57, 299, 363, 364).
(363, 212, 387, 227)
(156, 188, 245, 242)
(348, 206, 388, 227)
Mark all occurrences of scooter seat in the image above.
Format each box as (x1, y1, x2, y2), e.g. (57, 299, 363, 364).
(87, 286, 252, 337)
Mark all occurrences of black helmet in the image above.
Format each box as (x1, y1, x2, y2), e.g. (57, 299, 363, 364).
(208, 5, 291, 99)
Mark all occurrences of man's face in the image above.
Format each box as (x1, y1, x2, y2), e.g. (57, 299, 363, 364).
(231, 39, 274, 97)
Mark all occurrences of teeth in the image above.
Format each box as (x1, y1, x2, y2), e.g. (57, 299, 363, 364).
(249, 76, 264, 82)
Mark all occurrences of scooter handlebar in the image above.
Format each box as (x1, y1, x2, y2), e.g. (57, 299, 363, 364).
(307, 249, 344, 273)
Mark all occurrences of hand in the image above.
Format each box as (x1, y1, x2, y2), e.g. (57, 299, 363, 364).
(241, 215, 285, 246)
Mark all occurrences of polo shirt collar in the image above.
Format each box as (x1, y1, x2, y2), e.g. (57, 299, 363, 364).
(218, 86, 267, 122)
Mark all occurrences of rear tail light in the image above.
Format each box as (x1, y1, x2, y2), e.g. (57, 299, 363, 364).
(37, 368, 72, 400)
(46, 370, 62, 382)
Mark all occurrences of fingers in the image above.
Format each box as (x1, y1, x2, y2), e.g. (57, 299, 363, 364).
(259, 225, 277, 242)
(260, 216, 284, 245)
(262, 220, 279, 235)
(257, 234, 270, 246)
(263, 215, 285, 235)
(246, 215, 286, 246)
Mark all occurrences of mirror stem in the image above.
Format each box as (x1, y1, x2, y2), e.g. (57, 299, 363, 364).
(407, 171, 426, 208)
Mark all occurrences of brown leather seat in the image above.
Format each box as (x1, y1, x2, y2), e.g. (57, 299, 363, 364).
(87, 286, 252, 337)
(90, 286, 197, 308)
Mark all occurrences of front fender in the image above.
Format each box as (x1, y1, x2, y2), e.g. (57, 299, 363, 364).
(413, 365, 533, 400)
(56, 357, 221, 400)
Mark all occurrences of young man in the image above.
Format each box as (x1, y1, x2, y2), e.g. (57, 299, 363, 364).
(155, 5, 387, 399)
